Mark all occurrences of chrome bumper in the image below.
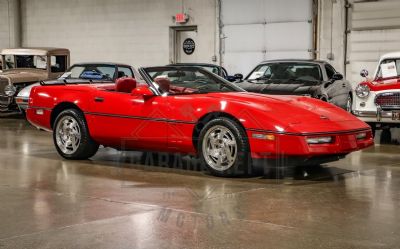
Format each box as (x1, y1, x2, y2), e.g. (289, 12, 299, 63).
(353, 107, 400, 123)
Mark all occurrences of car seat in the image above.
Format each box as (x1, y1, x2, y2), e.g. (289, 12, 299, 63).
(116, 77, 137, 93)
(154, 77, 171, 93)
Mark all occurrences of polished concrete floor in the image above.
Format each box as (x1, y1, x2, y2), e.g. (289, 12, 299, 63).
(0, 116, 400, 249)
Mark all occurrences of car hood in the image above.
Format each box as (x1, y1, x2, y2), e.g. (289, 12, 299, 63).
(0, 69, 48, 84)
(360, 77, 400, 91)
(205, 92, 367, 133)
(237, 79, 321, 95)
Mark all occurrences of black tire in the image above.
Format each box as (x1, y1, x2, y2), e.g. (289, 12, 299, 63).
(53, 109, 99, 160)
(198, 117, 250, 177)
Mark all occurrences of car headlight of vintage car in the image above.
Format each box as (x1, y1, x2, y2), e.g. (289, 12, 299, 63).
(355, 84, 370, 98)
(306, 136, 333, 144)
(4, 85, 17, 97)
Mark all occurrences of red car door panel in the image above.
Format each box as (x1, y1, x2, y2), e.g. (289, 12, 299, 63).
(86, 90, 168, 151)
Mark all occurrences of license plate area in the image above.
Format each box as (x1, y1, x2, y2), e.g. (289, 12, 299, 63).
(392, 111, 400, 120)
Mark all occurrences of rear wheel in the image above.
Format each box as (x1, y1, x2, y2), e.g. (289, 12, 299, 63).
(53, 109, 99, 160)
(198, 118, 250, 177)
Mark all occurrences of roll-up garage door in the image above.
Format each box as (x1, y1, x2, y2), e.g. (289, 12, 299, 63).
(220, 0, 315, 75)
(346, 0, 400, 85)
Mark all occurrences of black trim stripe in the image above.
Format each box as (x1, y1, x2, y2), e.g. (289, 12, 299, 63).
(84, 112, 196, 125)
(246, 127, 370, 137)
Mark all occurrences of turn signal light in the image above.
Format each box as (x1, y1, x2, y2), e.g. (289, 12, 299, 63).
(306, 136, 333, 144)
(356, 132, 367, 140)
(252, 133, 275, 141)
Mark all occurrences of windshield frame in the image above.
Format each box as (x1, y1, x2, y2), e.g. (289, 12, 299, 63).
(140, 66, 244, 96)
(245, 62, 323, 82)
(375, 58, 400, 81)
(62, 64, 118, 81)
(2, 54, 49, 71)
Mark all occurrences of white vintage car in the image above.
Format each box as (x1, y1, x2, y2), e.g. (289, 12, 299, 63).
(353, 52, 400, 136)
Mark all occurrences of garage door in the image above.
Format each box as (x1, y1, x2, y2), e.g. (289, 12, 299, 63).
(220, 0, 315, 76)
(346, 0, 400, 85)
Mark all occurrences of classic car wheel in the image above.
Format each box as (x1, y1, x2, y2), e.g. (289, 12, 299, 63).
(53, 109, 99, 160)
(199, 118, 250, 177)
(345, 95, 352, 112)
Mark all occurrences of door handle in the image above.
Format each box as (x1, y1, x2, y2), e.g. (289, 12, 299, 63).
(94, 97, 104, 102)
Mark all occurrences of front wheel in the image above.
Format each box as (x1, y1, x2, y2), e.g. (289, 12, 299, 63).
(198, 118, 250, 177)
(53, 109, 99, 160)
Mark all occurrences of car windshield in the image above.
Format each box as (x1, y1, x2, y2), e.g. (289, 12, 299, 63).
(60, 65, 116, 81)
(247, 63, 322, 82)
(376, 59, 400, 79)
(3, 55, 48, 70)
(144, 67, 243, 95)
(199, 66, 221, 75)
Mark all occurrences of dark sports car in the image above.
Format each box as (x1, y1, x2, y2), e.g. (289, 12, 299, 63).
(236, 60, 353, 111)
(168, 63, 243, 82)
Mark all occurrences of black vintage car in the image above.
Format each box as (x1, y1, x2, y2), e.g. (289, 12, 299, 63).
(168, 63, 243, 82)
(237, 60, 353, 111)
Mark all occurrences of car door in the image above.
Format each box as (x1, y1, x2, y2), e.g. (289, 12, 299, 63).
(87, 89, 169, 151)
(323, 64, 350, 108)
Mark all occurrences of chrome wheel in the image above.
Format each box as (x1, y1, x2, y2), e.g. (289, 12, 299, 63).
(202, 125, 237, 171)
(55, 116, 81, 155)
(346, 95, 352, 112)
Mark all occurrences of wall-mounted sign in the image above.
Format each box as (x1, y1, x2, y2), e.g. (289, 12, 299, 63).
(183, 38, 195, 55)
(175, 13, 189, 24)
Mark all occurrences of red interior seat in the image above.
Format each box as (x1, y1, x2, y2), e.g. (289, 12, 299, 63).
(116, 77, 137, 93)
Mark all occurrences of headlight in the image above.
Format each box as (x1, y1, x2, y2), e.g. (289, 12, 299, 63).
(4, 85, 17, 97)
(306, 136, 333, 144)
(355, 84, 370, 98)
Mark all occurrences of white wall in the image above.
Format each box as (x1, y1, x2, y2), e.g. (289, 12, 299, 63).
(0, 0, 21, 50)
(21, 0, 218, 68)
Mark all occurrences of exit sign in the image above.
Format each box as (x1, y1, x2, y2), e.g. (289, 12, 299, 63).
(175, 13, 188, 24)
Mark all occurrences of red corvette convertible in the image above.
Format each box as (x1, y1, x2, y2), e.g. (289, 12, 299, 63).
(27, 66, 373, 176)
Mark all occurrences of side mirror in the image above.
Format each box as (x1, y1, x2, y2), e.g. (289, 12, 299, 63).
(360, 69, 369, 78)
(332, 73, 344, 81)
(234, 73, 243, 81)
(131, 86, 154, 99)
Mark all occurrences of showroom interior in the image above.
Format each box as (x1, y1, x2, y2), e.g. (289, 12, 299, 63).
(1, 0, 400, 248)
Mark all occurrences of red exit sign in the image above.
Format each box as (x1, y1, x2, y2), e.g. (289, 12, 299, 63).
(175, 13, 188, 24)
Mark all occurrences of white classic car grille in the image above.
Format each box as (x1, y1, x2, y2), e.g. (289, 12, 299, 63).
(375, 92, 400, 109)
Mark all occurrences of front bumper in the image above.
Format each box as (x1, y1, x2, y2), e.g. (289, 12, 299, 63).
(353, 108, 400, 124)
(247, 128, 374, 160)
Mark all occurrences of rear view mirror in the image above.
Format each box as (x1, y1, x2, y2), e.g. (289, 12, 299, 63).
(360, 69, 369, 78)
(167, 71, 186, 77)
(131, 86, 154, 99)
(332, 73, 343, 81)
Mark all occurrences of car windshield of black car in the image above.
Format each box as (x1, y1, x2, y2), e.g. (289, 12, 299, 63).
(248, 63, 322, 82)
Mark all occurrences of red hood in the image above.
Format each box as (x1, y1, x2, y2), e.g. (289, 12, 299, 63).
(360, 77, 400, 91)
(206, 92, 366, 133)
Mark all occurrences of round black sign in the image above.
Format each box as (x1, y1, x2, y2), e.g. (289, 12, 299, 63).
(183, 38, 195, 55)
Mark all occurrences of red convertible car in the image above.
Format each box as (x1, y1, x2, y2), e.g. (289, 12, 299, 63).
(27, 66, 373, 177)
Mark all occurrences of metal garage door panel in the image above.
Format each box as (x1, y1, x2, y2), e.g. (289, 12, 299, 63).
(264, 0, 312, 22)
(221, 0, 265, 24)
(221, 0, 313, 75)
(265, 22, 312, 52)
(346, 1, 400, 83)
(223, 24, 264, 52)
(223, 52, 265, 76)
(352, 1, 400, 30)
